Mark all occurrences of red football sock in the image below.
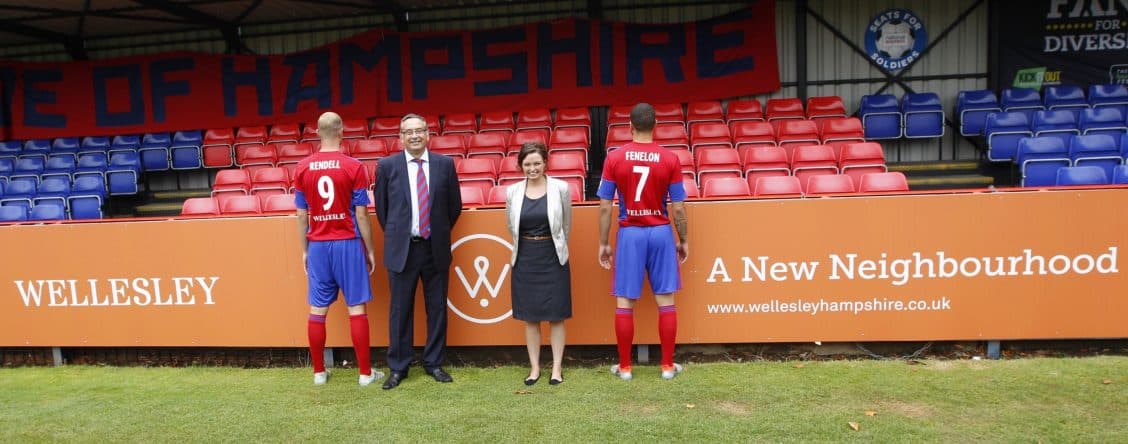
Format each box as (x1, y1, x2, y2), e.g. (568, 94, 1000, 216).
(308, 314, 327, 373)
(615, 307, 634, 371)
(658, 305, 678, 368)
(349, 314, 372, 377)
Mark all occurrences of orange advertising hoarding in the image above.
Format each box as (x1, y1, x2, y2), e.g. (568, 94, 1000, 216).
(1, 189, 1125, 347)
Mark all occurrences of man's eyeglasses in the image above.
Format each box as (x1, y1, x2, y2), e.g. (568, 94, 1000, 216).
(400, 128, 428, 136)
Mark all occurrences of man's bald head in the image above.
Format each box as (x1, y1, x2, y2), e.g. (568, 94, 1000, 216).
(317, 112, 343, 139)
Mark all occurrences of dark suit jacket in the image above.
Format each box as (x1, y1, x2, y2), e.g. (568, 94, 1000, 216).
(374, 151, 462, 272)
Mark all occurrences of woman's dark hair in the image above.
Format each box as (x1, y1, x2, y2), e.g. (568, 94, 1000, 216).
(517, 142, 549, 166)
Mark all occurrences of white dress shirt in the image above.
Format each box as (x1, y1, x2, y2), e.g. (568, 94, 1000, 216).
(405, 150, 431, 237)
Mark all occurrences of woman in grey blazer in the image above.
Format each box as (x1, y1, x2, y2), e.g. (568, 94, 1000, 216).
(505, 142, 573, 386)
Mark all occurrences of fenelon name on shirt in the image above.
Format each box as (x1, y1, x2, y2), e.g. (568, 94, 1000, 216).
(624, 151, 660, 162)
(309, 160, 341, 171)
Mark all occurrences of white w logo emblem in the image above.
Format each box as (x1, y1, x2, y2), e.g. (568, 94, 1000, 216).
(455, 256, 510, 308)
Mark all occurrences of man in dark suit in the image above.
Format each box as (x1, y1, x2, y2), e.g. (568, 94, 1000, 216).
(374, 113, 462, 389)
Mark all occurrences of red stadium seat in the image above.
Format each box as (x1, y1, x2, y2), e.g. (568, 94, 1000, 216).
(508, 130, 548, 155)
(220, 194, 263, 215)
(606, 126, 633, 151)
(370, 117, 401, 138)
(548, 151, 587, 195)
(775, 119, 820, 147)
(202, 128, 235, 168)
(653, 103, 685, 125)
(181, 197, 219, 216)
(701, 177, 751, 198)
(457, 157, 497, 184)
(689, 122, 733, 151)
(459, 185, 486, 206)
(212, 169, 251, 195)
(682, 177, 700, 198)
(479, 111, 515, 133)
(839, 142, 888, 185)
(858, 172, 909, 193)
(466, 133, 509, 164)
(673, 149, 695, 181)
(805, 174, 856, 196)
(268, 123, 301, 144)
(487, 185, 508, 205)
(806, 96, 847, 120)
(516, 108, 552, 131)
(695, 148, 742, 185)
(341, 119, 370, 139)
(752, 175, 803, 197)
(429, 135, 466, 158)
(236, 144, 277, 167)
(443, 113, 477, 135)
(300, 124, 319, 143)
(422, 115, 441, 134)
(250, 167, 290, 197)
(789, 145, 838, 190)
(765, 98, 805, 121)
(262, 194, 297, 214)
(497, 155, 524, 185)
(566, 179, 583, 202)
(687, 101, 725, 125)
(653, 123, 689, 151)
(732, 121, 776, 153)
(742, 145, 790, 182)
(555, 107, 592, 131)
(548, 127, 589, 160)
(727, 99, 763, 123)
(818, 117, 865, 144)
(362, 160, 377, 188)
(234, 126, 268, 148)
(351, 139, 388, 161)
(608, 105, 632, 128)
(276, 142, 315, 165)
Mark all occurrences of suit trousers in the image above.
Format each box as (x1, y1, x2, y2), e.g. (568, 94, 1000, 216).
(387, 239, 449, 373)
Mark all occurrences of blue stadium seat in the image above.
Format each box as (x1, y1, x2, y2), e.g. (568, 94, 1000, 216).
(171, 130, 204, 170)
(0, 140, 21, 160)
(68, 176, 106, 219)
(51, 138, 80, 159)
(107, 151, 142, 195)
(901, 93, 944, 138)
(32, 176, 70, 213)
(1056, 165, 1108, 186)
(109, 135, 140, 155)
(1122, 133, 1128, 159)
(0, 177, 37, 209)
(42, 154, 77, 181)
(139, 132, 172, 171)
(1016, 137, 1070, 187)
(1031, 109, 1079, 147)
(957, 90, 1001, 136)
(1088, 84, 1128, 114)
(0, 157, 12, 178)
(1001, 88, 1045, 123)
(79, 136, 111, 155)
(74, 152, 108, 182)
(859, 94, 901, 139)
(11, 156, 45, 181)
(21, 139, 51, 161)
(1069, 134, 1121, 180)
(1044, 85, 1090, 119)
(0, 205, 28, 222)
(1079, 107, 1127, 137)
(29, 204, 65, 221)
(1113, 165, 1128, 184)
(985, 112, 1032, 162)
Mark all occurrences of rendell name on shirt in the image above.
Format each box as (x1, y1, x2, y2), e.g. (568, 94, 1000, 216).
(309, 160, 341, 171)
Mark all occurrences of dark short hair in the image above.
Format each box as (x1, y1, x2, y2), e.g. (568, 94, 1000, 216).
(630, 103, 656, 132)
(400, 113, 426, 128)
(517, 142, 549, 166)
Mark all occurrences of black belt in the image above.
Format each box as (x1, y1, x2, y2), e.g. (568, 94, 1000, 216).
(521, 235, 552, 241)
(410, 236, 429, 243)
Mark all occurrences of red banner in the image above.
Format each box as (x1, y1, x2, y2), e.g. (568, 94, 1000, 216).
(0, 3, 779, 140)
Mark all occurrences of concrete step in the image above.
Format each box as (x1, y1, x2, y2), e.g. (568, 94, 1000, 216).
(888, 160, 980, 176)
(907, 174, 995, 190)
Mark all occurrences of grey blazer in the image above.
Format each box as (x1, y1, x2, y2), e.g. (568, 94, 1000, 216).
(504, 176, 572, 266)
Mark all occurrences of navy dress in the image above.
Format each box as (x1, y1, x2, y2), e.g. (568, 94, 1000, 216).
(510, 194, 572, 322)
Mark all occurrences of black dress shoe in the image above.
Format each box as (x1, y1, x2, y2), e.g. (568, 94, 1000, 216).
(549, 377, 563, 385)
(428, 368, 453, 383)
(524, 376, 540, 386)
(382, 371, 406, 390)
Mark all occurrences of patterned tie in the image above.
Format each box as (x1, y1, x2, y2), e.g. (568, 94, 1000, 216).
(414, 158, 431, 239)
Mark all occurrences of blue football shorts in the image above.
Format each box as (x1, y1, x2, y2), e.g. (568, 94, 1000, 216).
(305, 238, 373, 307)
(612, 225, 682, 299)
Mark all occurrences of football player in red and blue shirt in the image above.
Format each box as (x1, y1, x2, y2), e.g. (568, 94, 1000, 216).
(293, 112, 382, 387)
(596, 103, 690, 381)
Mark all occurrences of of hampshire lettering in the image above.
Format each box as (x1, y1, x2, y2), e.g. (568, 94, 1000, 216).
(706, 248, 1119, 286)
(14, 277, 220, 308)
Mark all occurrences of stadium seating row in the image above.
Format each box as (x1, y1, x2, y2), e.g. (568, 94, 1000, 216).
(858, 93, 944, 139)
(608, 118, 867, 152)
(671, 142, 886, 188)
(1052, 165, 1128, 186)
(0, 175, 105, 220)
(689, 172, 909, 198)
(1015, 134, 1128, 187)
(958, 84, 1128, 136)
(983, 108, 1128, 161)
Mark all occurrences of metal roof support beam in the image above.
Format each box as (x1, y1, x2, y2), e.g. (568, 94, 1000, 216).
(131, 0, 250, 54)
